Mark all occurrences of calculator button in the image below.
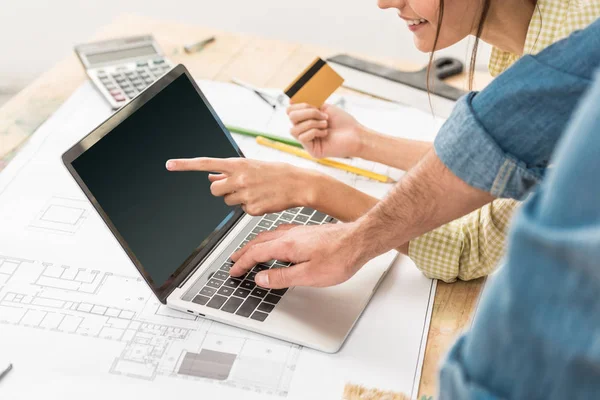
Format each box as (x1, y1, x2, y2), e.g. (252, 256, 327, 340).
(124, 90, 136, 98)
(153, 59, 165, 64)
(150, 68, 161, 74)
(105, 83, 116, 90)
(137, 61, 148, 67)
(114, 95, 126, 102)
(144, 77, 154, 84)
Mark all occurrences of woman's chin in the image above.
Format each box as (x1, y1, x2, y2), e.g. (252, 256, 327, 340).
(413, 37, 434, 53)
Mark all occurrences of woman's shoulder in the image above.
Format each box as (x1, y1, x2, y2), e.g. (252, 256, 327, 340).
(488, 0, 600, 76)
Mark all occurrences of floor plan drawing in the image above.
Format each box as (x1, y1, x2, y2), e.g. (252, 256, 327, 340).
(0, 83, 439, 400)
(28, 196, 90, 235)
(0, 254, 300, 396)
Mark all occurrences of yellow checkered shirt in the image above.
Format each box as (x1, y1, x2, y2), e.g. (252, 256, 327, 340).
(409, 0, 600, 283)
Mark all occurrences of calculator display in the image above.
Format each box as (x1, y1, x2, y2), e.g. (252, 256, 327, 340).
(86, 45, 158, 66)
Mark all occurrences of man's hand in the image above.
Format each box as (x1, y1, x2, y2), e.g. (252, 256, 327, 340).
(229, 223, 368, 289)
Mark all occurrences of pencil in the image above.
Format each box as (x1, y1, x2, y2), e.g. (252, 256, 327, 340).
(256, 136, 395, 184)
(226, 125, 304, 148)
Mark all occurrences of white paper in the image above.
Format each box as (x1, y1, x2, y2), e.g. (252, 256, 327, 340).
(0, 81, 439, 399)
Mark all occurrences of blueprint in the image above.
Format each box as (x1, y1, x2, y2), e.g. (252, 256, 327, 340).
(0, 82, 439, 399)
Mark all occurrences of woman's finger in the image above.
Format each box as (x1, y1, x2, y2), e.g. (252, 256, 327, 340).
(297, 129, 328, 143)
(286, 103, 314, 114)
(166, 157, 240, 173)
(210, 177, 238, 197)
(223, 192, 246, 206)
(208, 173, 227, 182)
(290, 119, 328, 139)
(288, 108, 328, 124)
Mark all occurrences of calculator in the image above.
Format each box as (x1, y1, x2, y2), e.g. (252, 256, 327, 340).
(75, 35, 173, 109)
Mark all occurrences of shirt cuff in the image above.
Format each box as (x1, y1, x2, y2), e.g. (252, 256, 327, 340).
(434, 94, 542, 200)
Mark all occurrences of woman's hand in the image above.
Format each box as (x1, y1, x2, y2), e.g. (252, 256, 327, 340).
(166, 157, 322, 216)
(287, 103, 365, 159)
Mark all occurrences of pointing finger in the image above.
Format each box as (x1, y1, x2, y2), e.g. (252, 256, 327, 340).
(166, 157, 239, 173)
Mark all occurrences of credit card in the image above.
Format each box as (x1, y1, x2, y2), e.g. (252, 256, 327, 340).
(284, 57, 344, 107)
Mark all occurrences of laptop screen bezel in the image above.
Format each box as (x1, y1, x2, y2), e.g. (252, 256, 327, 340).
(62, 64, 246, 304)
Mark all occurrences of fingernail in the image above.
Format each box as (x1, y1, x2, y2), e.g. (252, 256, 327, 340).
(166, 160, 174, 170)
(256, 273, 269, 287)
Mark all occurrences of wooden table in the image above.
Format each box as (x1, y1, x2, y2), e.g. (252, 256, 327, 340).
(0, 14, 488, 398)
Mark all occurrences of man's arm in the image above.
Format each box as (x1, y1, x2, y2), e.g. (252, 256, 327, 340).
(435, 18, 600, 199)
(229, 19, 600, 288)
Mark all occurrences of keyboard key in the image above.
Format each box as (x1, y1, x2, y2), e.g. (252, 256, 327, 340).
(251, 311, 269, 322)
(217, 286, 234, 296)
(272, 262, 289, 269)
(213, 271, 229, 280)
(222, 296, 244, 313)
(299, 207, 315, 216)
(264, 294, 282, 304)
(273, 220, 286, 227)
(200, 286, 216, 297)
(279, 213, 294, 221)
(253, 265, 269, 272)
(307, 221, 319, 226)
(220, 263, 233, 272)
(258, 219, 272, 228)
(224, 278, 242, 288)
(206, 278, 224, 289)
(206, 295, 228, 309)
(192, 295, 210, 305)
(311, 211, 327, 223)
(270, 288, 288, 296)
(252, 227, 267, 234)
(288, 207, 302, 214)
(251, 288, 268, 298)
(240, 280, 256, 290)
(233, 288, 250, 298)
(246, 271, 257, 280)
(258, 302, 275, 313)
(235, 296, 261, 317)
(264, 213, 278, 221)
(294, 214, 309, 223)
(246, 233, 257, 241)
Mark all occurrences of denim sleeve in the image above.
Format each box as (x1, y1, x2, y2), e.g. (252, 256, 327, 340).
(438, 67, 600, 399)
(434, 18, 600, 200)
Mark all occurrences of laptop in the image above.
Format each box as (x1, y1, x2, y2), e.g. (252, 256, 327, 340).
(62, 64, 393, 353)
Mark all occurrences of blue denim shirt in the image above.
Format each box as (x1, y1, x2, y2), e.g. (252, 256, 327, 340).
(439, 66, 600, 399)
(434, 18, 600, 200)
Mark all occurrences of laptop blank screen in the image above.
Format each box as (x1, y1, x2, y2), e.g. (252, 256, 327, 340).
(72, 74, 241, 293)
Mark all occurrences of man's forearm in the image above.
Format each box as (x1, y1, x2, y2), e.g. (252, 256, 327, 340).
(349, 149, 495, 262)
(356, 127, 432, 171)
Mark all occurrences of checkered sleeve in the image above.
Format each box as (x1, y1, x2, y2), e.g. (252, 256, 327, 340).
(408, 199, 519, 282)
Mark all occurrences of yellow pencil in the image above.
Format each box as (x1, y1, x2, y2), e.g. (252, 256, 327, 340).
(256, 136, 395, 184)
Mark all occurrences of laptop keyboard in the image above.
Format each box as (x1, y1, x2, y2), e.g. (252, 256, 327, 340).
(189, 207, 336, 322)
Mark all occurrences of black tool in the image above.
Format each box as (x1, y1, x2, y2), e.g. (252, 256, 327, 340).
(327, 54, 466, 101)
